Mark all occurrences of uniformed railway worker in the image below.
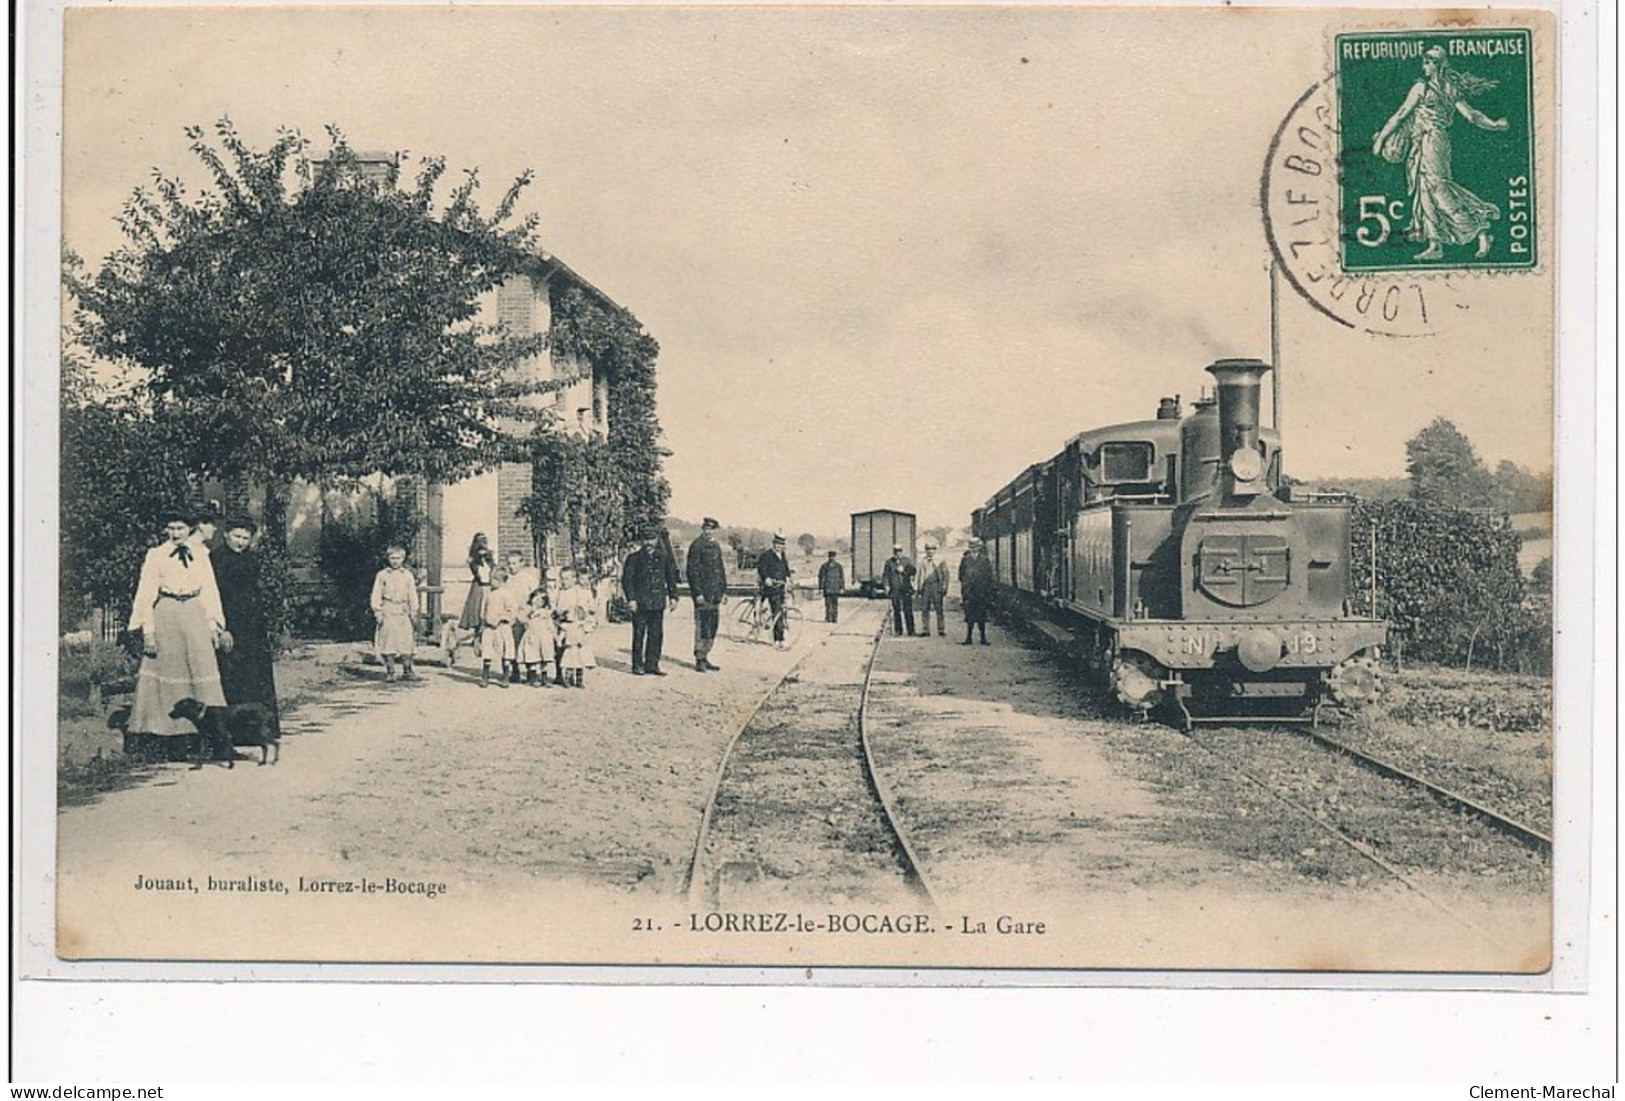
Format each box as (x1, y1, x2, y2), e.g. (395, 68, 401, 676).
(817, 550, 845, 623)
(881, 543, 918, 637)
(917, 542, 950, 637)
(686, 516, 727, 672)
(621, 527, 678, 675)
(756, 531, 795, 649)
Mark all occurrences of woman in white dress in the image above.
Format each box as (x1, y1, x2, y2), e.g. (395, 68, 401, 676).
(126, 504, 227, 760)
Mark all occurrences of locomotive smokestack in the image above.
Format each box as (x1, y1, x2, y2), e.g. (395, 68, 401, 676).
(1206, 358, 1272, 498)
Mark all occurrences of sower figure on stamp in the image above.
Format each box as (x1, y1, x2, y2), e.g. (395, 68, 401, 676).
(817, 550, 845, 623)
(685, 516, 727, 672)
(622, 527, 678, 675)
(1372, 45, 1509, 262)
(882, 543, 918, 637)
(918, 542, 950, 637)
(959, 540, 996, 646)
(756, 531, 795, 649)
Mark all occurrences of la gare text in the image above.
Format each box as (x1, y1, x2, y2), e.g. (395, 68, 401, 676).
(682, 912, 1047, 935)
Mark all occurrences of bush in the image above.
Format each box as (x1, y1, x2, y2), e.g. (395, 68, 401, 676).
(59, 640, 136, 703)
(1352, 499, 1546, 672)
(316, 491, 422, 642)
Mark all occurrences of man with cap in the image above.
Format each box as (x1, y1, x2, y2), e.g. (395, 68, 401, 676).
(685, 517, 728, 671)
(917, 541, 951, 637)
(756, 531, 795, 649)
(881, 543, 918, 637)
(621, 527, 679, 675)
(817, 549, 846, 624)
(959, 539, 997, 645)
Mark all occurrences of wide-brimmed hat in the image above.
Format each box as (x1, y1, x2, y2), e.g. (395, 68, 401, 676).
(892, 543, 903, 551)
(772, 530, 786, 544)
(160, 502, 199, 525)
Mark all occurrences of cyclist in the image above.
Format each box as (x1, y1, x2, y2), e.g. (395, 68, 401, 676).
(755, 531, 795, 650)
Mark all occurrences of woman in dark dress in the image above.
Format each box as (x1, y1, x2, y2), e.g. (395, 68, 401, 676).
(212, 516, 280, 735)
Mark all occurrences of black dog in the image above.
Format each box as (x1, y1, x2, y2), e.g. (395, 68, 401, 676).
(168, 698, 279, 770)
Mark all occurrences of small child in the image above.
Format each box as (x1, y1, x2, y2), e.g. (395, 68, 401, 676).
(553, 567, 598, 689)
(516, 587, 555, 686)
(370, 545, 421, 683)
(479, 566, 518, 688)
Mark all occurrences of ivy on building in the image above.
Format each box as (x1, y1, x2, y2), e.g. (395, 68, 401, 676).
(521, 285, 670, 573)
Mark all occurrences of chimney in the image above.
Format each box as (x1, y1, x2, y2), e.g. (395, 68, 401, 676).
(1156, 395, 1182, 421)
(1205, 359, 1272, 498)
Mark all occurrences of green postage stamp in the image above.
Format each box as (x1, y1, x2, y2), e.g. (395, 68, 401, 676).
(1336, 28, 1536, 272)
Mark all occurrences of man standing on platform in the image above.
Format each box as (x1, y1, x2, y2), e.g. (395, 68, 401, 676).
(959, 540, 997, 646)
(622, 528, 678, 675)
(817, 550, 845, 624)
(882, 543, 918, 637)
(686, 517, 728, 672)
(918, 542, 950, 637)
(756, 531, 795, 650)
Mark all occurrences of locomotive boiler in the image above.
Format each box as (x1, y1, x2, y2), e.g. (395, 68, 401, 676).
(973, 358, 1385, 727)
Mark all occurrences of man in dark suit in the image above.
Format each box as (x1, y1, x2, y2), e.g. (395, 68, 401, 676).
(621, 528, 678, 675)
(685, 517, 728, 672)
(756, 531, 794, 649)
(817, 550, 845, 623)
(882, 543, 918, 636)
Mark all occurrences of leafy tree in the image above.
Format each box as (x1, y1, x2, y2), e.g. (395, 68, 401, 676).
(59, 371, 196, 634)
(68, 120, 551, 492)
(1493, 459, 1553, 514)
(1405, 417, 1497, 508)
(1529, 555, 1552, 595)
(796, 532, 817, 556)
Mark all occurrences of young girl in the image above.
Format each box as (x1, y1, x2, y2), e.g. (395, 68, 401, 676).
(479, 566, 518, 688)
(370, 545, 421, 682)
(516, 586, 555, 686)
(458, 532, 495, 652)
(553, 566, 598, 688)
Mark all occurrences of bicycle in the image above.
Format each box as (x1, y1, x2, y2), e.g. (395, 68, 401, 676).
(729, 581, 804, 648)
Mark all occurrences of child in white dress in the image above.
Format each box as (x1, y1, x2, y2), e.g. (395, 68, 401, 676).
(553, 567, 598, 688)
(516, 587, 556, 686)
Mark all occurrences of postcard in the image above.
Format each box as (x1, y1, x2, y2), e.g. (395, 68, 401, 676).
(25, 3, 1586, 986)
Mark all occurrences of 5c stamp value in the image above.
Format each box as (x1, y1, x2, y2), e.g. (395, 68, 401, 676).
(1336, 28, 1536, 272)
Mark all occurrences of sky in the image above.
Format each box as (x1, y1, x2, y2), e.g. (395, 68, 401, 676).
(60, 5, 1556, 535)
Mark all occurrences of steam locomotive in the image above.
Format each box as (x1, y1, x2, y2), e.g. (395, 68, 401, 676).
(972, 359, 1386, 728)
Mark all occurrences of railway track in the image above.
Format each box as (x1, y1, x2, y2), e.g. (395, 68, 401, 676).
(1284, 724, 1552, 856)
(682, 605, 938, 912)
(1182, 720, 1548, 948)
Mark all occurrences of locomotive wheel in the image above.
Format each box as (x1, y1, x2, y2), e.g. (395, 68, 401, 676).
(1328, 654, 1382, 709)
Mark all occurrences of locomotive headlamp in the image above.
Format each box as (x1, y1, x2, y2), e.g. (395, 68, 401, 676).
(1229, 448, 1264, 483)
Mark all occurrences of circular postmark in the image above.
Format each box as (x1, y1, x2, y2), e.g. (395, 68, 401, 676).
(1262, 79, 1463, 338)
